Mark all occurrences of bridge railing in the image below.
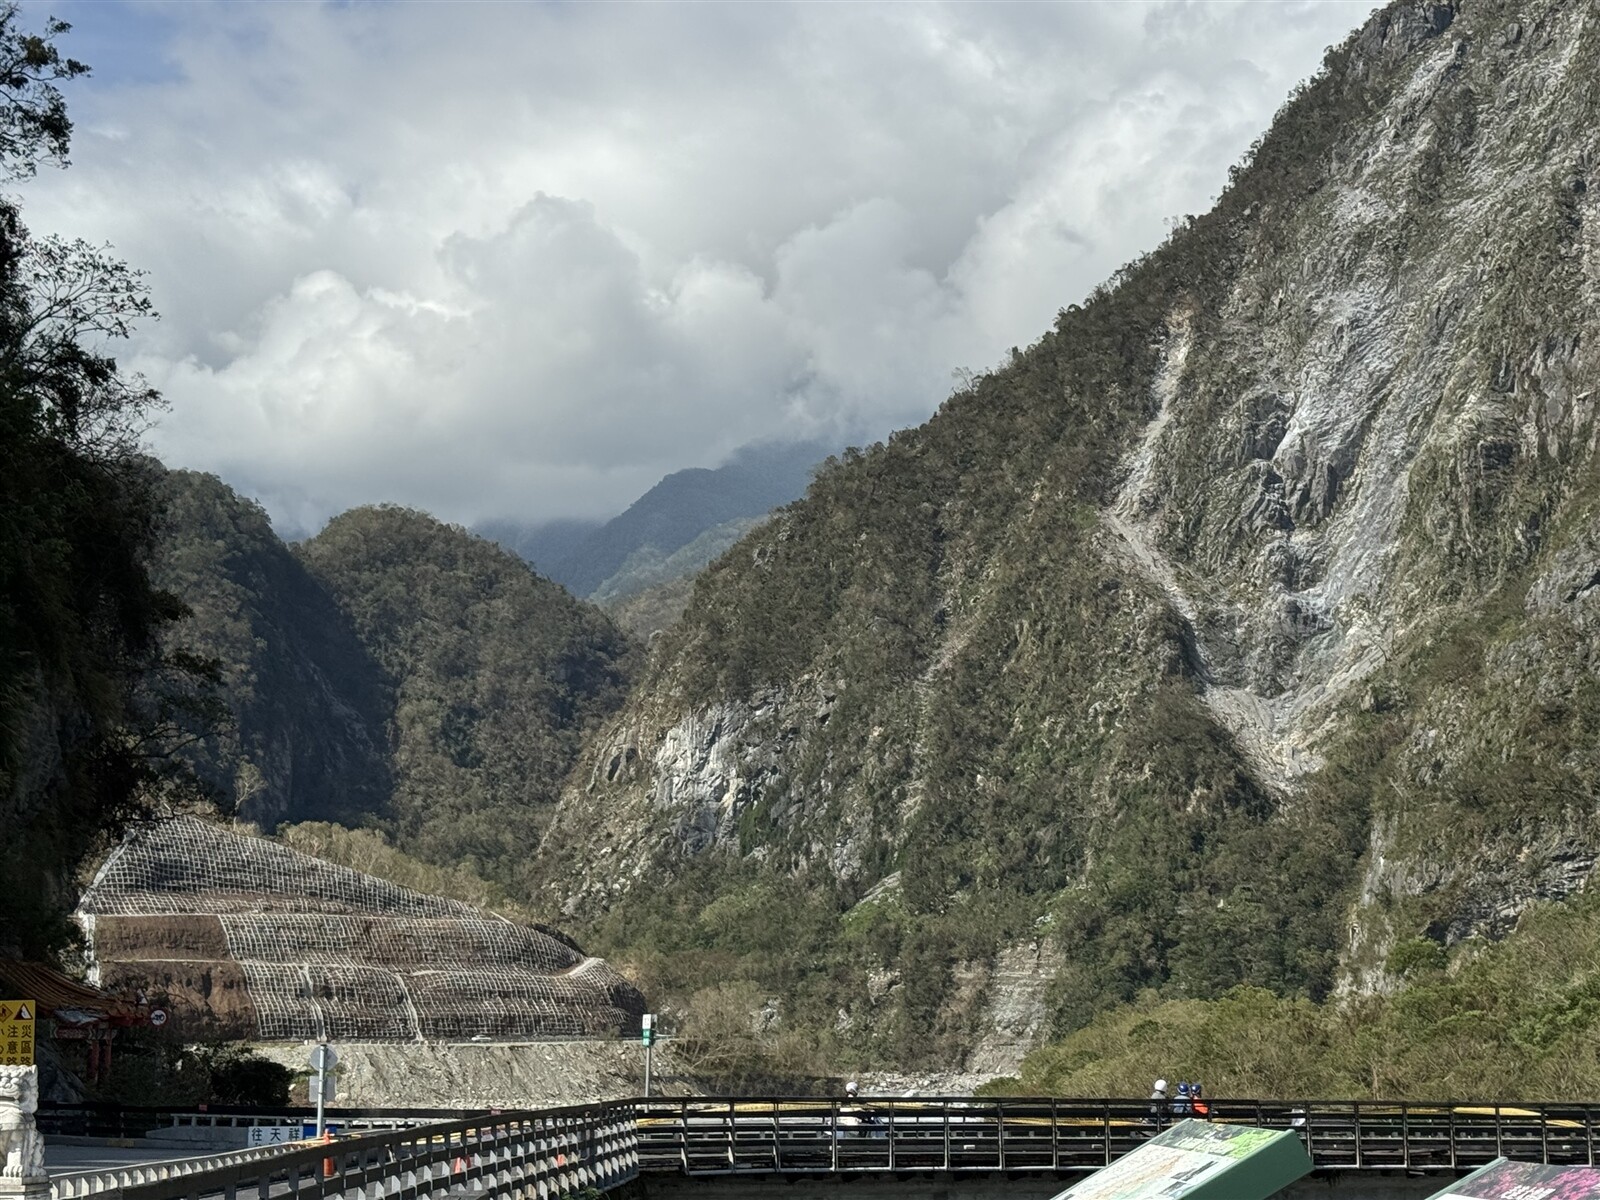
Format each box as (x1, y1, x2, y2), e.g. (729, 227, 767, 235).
(49, 1101, 638, 1200)
(38, 1102, 482, 1142)
(635, 1097, 1600, 1175)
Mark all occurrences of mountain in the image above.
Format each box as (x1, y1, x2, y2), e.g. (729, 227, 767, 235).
(154, 471, 393, 827)
(156, 474, 636, 891)
(534, 0, 1600, 1079)
(299, 505, 635, 881)
(476, 517, 603, 584)
(482, 439, 834, 600)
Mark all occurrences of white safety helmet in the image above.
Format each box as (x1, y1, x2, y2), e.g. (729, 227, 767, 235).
(845, 1080, 859, 1096)
(1153, 1079, 1169, 1093)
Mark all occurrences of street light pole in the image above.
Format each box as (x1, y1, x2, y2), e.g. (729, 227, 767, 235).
(642, 1014, 654, 1098)
(309, 1042, 337, 1138)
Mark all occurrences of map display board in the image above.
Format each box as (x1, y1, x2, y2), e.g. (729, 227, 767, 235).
(0, 1000, 35, 1066)
(1051, 1119, 1313, 1200)
(1427, 1159, 1600, 1200)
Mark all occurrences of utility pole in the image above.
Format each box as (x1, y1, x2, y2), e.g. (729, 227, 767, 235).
(641, 1014, 654, 1097)
(309, 1042, 338, 1138)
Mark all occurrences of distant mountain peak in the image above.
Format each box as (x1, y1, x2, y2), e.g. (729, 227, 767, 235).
(478, 436, 838, 598)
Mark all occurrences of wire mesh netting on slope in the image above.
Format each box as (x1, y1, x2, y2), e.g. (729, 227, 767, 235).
(81, 817, 477, 919)
(78, 817, 645, 1042)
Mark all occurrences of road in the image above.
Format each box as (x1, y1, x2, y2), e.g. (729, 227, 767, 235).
(45, 1141, 229, 1177)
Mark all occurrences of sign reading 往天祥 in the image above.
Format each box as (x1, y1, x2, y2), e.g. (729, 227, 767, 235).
(1050, 1119, 1314, 1200)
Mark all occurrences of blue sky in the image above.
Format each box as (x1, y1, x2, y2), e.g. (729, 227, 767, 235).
(18, 0, 1375, 534)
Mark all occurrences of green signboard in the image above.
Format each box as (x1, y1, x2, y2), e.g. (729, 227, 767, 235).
(1426, 1158, 1600, 1200)
(1050, 1119, 1313, 1200)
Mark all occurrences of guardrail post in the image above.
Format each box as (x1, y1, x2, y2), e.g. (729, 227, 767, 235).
(1354, 1102, 1363, 1170)
(679, 1100, 689, 1174)
(942, 1099, 951, 1172)
(1051, 1098, 1060, 1172)
(1496, 1106, 1504, 1160)
(1541, 1104, 1550, 1165)
(769, 1100, 780, 1172)
(831, 1100, 840, 1174)
(888, 1099, 898, 1172)
(1402, 1103, 1410, 1170)
(997, 1099, 1006, 1172)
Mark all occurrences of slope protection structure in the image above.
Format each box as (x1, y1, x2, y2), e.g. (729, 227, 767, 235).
(77, 817, 645, 1042)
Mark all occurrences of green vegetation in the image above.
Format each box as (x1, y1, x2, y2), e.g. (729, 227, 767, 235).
(560, 0, 1423, 1069)
(552, 0, 1600, 1091)
(154, 471, 391, 827)
(0, 7, 215, 957)
(277, 820, 536, 923)
(603, 574, 698, 641)
(297, 505, 635, 890)
(157, 487, 638, 894)
(1020, 892, 1600, 1100)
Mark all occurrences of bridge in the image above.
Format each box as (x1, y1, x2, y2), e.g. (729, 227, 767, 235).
(634, 1096, 1600, 1175)
(34, 1097, 1600, 1200)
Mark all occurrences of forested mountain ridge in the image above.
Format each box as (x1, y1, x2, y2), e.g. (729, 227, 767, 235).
(534, 0, 1600, 1078)
(152, 471, 392, 827)
(299, 505, 636, 884)
(482, 439, 832, 602)
(155, 476, 637, 892)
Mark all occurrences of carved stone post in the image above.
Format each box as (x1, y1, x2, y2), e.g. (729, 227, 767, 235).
(0, 1065, 49, 1200)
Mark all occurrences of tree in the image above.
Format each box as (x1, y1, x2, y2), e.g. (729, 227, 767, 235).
(0, 6, 214, 957)
(0, 4, 87, 179)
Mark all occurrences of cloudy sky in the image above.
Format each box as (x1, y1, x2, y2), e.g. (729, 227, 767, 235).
(25, 0, 1373, 535)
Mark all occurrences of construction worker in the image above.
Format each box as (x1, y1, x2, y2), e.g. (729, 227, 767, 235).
(1149, 1079, 1169, 1126)
(836, 1080, 860, 1143)
(1191, 1082, 1210, 1119)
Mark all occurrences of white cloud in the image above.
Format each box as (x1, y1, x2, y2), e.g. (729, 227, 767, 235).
(30, 0, 1375, 531)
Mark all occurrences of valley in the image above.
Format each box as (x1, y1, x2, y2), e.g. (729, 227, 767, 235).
(5, 0, 1600, 1111)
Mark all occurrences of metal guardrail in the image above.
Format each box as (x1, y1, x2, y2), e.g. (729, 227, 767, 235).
(43, 1094, 1600, 1195)
(635, 1097, 1600, 1176)
(38, 1103, 482, 1142)
(49, 1102, 638, 1200)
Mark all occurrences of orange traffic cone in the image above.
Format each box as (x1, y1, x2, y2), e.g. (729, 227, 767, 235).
(323, 1130, 336, 1179)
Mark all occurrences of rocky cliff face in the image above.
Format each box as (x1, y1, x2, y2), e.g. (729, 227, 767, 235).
(539, 0, 1600, 1068)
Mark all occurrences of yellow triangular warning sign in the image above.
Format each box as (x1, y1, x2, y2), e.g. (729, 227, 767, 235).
(0, 1003, 12, 1023)
(15, 1004, 31, 1021)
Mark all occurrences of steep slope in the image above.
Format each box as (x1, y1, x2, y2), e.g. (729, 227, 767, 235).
(486, 439, 832, 599)
(298, 506, 636, 889)
(82, 816, 645, 1042)
(156, 478, 637, 895)
(538, 0, 1600, 1070)
(154, 471, 392, 827)
(590, 516, 766, 609)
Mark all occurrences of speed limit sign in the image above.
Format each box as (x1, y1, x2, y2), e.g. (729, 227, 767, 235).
(149, 1009, 168, 1028)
